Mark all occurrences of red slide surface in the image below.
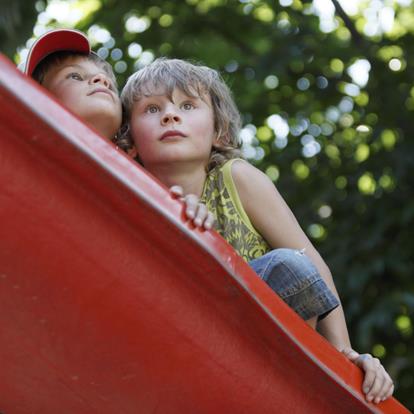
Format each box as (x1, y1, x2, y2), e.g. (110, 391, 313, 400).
(0, 54, 410, 414)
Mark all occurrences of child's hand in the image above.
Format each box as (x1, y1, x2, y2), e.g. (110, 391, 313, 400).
(169, 185, 215, 230)
(342, 347, 394, 404)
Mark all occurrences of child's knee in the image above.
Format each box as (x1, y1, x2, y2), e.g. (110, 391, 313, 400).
(260, 248, 319, 295)
(251, 248, 339, 321)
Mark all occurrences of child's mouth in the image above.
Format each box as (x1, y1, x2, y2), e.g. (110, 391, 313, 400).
(160, 130, 186, 140)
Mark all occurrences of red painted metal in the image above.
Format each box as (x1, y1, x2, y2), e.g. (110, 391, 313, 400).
(0, 54, 410, 414)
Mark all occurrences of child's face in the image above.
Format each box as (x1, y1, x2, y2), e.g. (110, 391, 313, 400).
(129, 87, 217, 169)
(41, 56, 122, 139)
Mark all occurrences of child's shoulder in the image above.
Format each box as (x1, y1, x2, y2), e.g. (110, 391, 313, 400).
(226, 159, 277, 208)
(228, 159, 270, 186)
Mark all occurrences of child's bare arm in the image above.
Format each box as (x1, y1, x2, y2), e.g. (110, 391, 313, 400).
(230, 159, 393, 403)
(169, 185, 214, 230)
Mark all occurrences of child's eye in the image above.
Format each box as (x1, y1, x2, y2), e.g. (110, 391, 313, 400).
(67, 72, 83, 81)
(146, 104, 159, 113)
(181, 102, 195, 110)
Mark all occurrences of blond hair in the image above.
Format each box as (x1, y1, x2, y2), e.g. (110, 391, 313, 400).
(120, 58, 242, 170)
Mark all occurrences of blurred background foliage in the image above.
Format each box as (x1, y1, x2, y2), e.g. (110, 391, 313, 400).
(1, 0, 413, 409)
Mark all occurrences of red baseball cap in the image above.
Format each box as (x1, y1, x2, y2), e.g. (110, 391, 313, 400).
(24, 29, 91, 76)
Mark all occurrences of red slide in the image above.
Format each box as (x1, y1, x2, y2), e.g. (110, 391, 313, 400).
(0, 54, 410, 414)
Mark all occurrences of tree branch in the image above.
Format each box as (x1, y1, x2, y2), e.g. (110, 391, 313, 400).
(331, 0, 364, 45)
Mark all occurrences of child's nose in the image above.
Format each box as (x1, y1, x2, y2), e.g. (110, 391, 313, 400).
(90, 73, 110, 88)
(161, 112, 181, 125)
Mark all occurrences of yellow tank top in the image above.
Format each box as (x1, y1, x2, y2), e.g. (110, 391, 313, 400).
(201, 159, 271, 262)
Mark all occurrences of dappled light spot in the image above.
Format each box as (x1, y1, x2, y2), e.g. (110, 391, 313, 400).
(356, 124, 371, 134)
(354, 91, 369, 106)
(274, 136, 288, 149)
(310, 111, 324, 124)
(381, 129, 397, 149)
(253, 147, 265, 161)
(405, 96, 414, 111)
(89, 26, 111, 44)
(308, 124, 321, 137)
(307, 223, 326, 240)
(321, 122, 334, 135)
(42, 0, 101, 27)
(365, 112, 378, 125)
(372, 344, 386, 358)
(339, 113, 354, 128)
(279, 0, 293, 7)
(256, 126, 273, 142)
(379, 174, 395, 191)
(347, 59, 371, 87)
(267, 114, 289, 139)
(128, 43, 143, 59)
(335, 26, 351, 41)
(338, 96, 354, 113)
(335, 176, 347, 190)
(265, 165, 280, 182)
(377, 45, 403, 61)
(396, 315, 412, 337)
(316, 76, 328, 89)
(301, 134, 321, 158)
(193, 0, 228, 13)
(312, 0, 337, 33)
(297, 77, 310, 91)
(318, 205, 332, 219)
(244, 67, 256, 80)
(325, 144, 340, 160)
(110, 48, 123, 61)
(277, 11, 292, 32)
(159, 14, 173, 27)
(292, 160, 309, 180)
(97, 47, 109, 60)
(147, 6, 162, 18)
(225, 60, 239, 73)
(343, 82, 360, 97)
(103, 37, 115, 49)
(330, 58, 344, 74)
(389, 57, 404, 71)
(125, 15, 151, 33)
(264, 75, 279, 89)
(114, 61, 127, 74)
(159, 43, 173, 55)
(326, 107, 341, 123)
(358, 172, 376, 195)
(242, 146, 256, 160)
(355, 143, 370, 162)
(240, 125, 256, 145)
(133, 51, 155, 69)
(253, 4, 275, 22)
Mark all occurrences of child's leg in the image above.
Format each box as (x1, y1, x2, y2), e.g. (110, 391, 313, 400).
(249, 248, 339, 328)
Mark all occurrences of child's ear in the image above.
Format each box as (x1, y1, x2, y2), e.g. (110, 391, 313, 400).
(128, 146, 138, 158)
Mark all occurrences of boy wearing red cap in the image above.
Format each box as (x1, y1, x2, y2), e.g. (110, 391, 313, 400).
(25, 29, 122, 141)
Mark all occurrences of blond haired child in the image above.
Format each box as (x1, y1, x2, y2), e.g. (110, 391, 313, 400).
(120, 57, 394, 403)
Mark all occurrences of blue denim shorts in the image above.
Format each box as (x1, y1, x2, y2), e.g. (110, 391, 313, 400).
(249, 248, 339, 321)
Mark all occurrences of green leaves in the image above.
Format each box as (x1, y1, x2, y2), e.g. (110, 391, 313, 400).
(2, 0, 413, 408)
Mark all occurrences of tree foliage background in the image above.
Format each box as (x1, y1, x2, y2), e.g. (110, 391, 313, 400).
(1, 0, 413, 409)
